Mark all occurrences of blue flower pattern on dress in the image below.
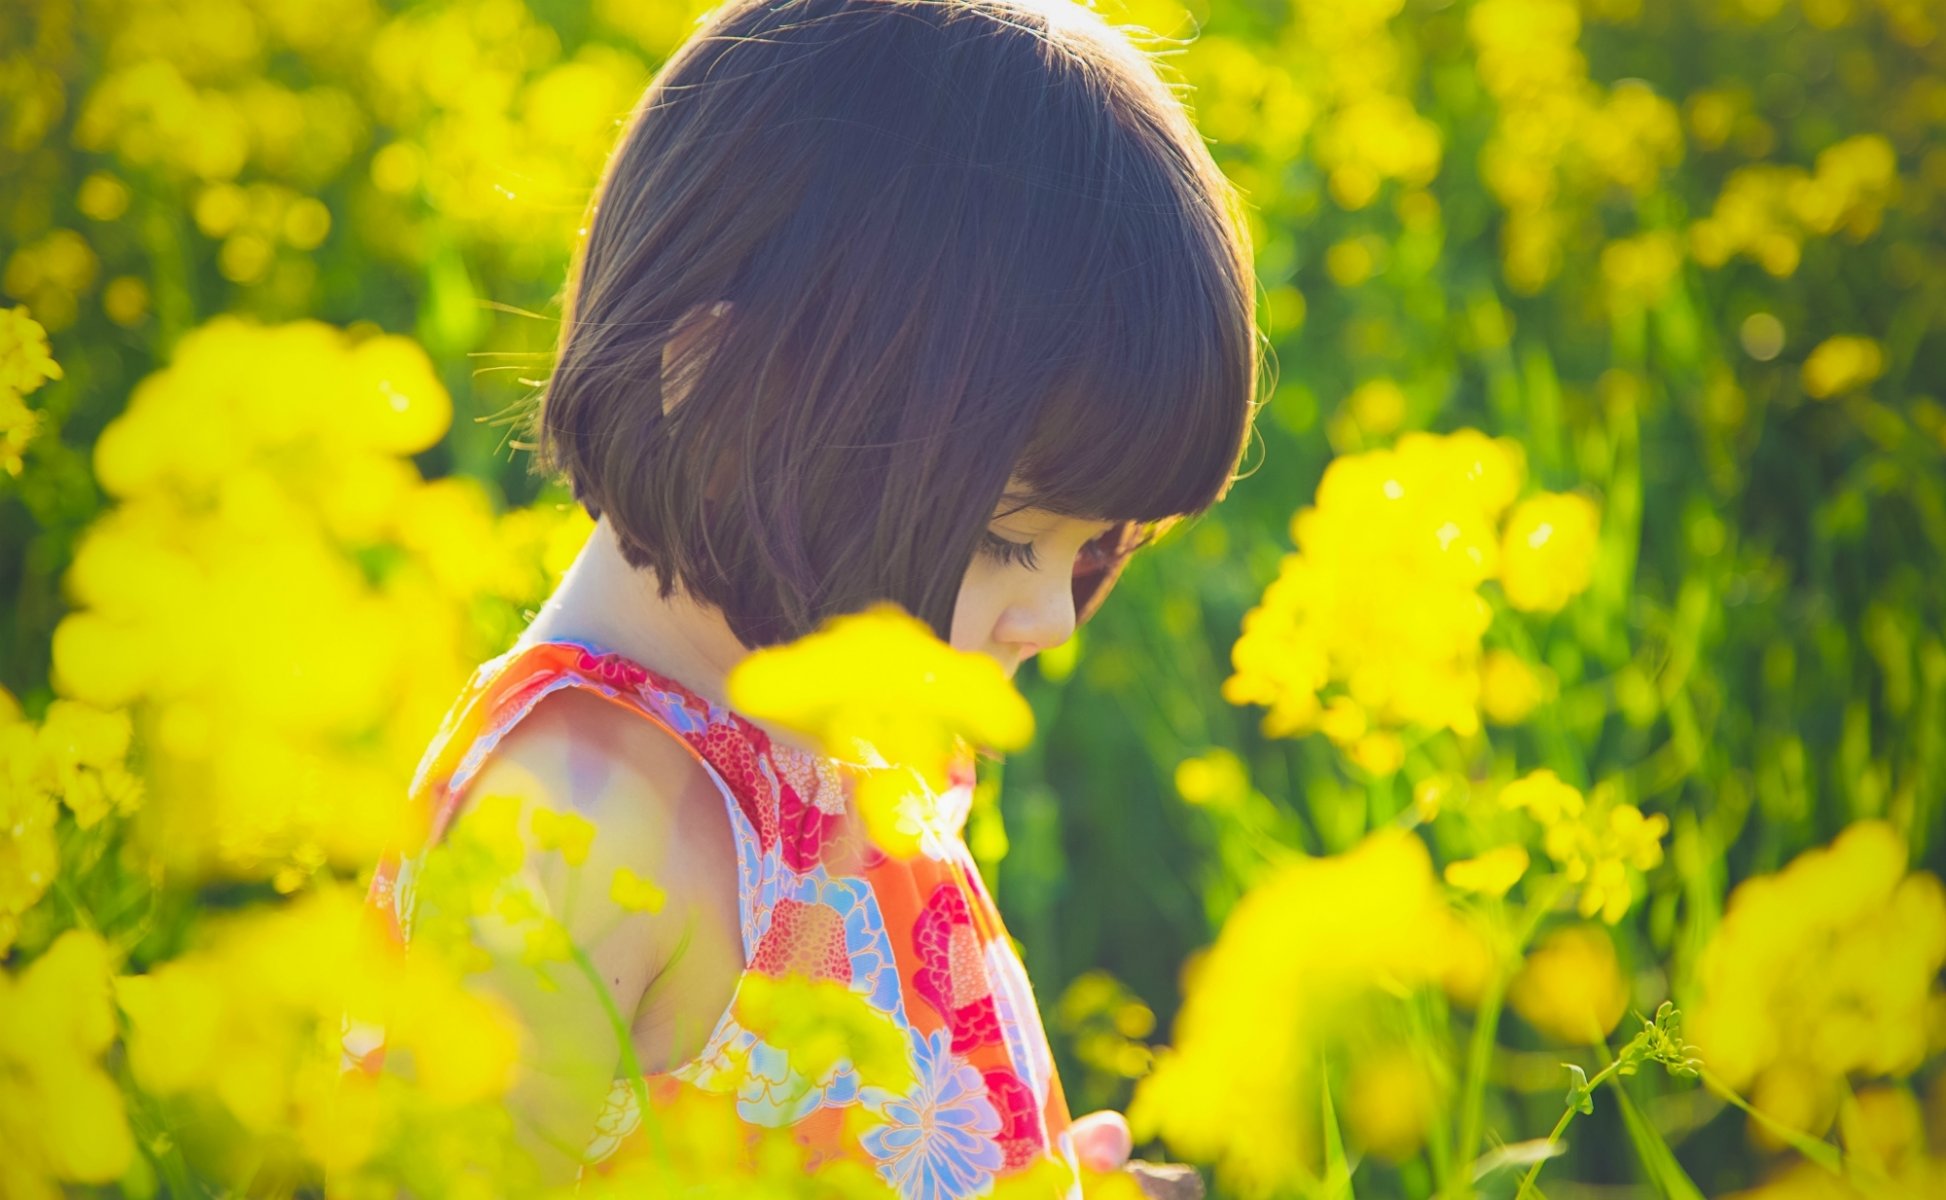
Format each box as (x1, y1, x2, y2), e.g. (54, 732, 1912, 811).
(859, 1027, 1004, 1200)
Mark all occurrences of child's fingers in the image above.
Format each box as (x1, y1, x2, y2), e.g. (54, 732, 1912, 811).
(1070, 1109, 1133, 1171)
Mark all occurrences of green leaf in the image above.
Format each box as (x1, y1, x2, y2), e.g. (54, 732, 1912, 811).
(1563, 1063, 1595, 1115)
(1612, 1078, 1706, 1200)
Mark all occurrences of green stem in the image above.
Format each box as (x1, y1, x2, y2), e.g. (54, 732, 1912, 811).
(1449, 878, 1570, 1198)
(1512, 1059, 1626, 1200)
(1699, 1067, 1842, 1173)
(566, 943, 666, 1163)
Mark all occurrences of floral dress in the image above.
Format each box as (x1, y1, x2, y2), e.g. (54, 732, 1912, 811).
(342, 639, 1082, 1197)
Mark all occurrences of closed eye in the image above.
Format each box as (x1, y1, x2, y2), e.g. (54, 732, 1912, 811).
(979, 531, 1040, 570)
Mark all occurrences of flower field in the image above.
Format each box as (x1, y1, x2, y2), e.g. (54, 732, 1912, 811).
(1, 1, 1942, 1198)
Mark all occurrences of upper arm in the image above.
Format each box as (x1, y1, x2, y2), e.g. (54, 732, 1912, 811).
(438, 686, 711, 1180)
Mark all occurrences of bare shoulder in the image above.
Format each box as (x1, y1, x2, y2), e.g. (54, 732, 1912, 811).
(453, 684, 739, 975)
(477, 685, 709, 836)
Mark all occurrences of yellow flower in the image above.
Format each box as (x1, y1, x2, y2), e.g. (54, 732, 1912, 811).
(733, 971, 916, 1097)
(1173, 748, 1249, 810)
(1444, 845, 1530, 897)
(1689, 821, 1946, 1140)
(527, 805, 594, 867)
(1498, 491, 1601, 613)
(1344, 1047, 1439, 1162)
(1130, 829, 1469, 1193)
(1801, 335, 1885, 399)
(1225, 429, 1530, 754)
(728, 603, 1033, 770)
(0, 929, 135, 1189)
(728, 605, 1032, 859)
(1509, 925, 1628, 1044)
(610, 865, 667, 914)
(1498, 767, 1584, 826)
(1479, 648, 1547, 725)
(0, 304, 63, 399)
(0, 726, 59, 956)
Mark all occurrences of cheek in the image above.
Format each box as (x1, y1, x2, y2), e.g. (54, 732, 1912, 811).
(949, 564, 1002, 653)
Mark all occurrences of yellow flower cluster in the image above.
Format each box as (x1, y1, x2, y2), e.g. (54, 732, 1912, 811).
(118, 882, 527, 1184)
(366, 1, 648, 257)
(1499, 768, 1667, 923)
(0, 929, 134, 1199)
(1130, 829, 1481, 1194)
(1468, 0, 1683, 291)
(1224, 431, 1599, 766)
(727, 604, 1033, 858)
(1689, 820, 1946, 1143)
(1690, 136, 1899, 278)
(1292, 0, 1442, 210)
(0, 305, 60, 479)
(51, 316, 590, 887)
(0, 697, 143, 955)
(1, 231, 99, 335)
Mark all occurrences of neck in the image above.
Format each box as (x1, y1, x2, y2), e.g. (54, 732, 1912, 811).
(520, 516, 753, 713)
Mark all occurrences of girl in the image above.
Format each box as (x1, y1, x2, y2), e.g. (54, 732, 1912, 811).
(347, 0, 1262, 1194)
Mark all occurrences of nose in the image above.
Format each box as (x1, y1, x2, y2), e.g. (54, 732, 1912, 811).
(996, 576, 1077, 663)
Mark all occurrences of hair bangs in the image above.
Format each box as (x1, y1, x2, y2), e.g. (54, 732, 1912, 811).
(1009, 210, 1258, 526)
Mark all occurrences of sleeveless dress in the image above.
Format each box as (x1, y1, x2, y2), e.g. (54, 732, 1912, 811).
(341, 638, 1083, 1197)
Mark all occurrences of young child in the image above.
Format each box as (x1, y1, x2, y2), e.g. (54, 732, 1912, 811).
(347, 0, 1261, 1193)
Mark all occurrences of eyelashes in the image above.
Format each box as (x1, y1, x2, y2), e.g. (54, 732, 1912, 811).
(978, 531, 1041, 570)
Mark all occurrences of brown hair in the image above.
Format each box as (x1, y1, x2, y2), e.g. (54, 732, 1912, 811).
(533, 0, 1263, 647)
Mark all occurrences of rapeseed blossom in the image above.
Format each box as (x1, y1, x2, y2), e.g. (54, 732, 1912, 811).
(1499, 768, 1666, 923)
(1508, 924, 1628, 1044)
(727, 604, 1033, 858)
(118, 881, 523, 1184)
(0, 929, 134, 1198)
(0, 304, 60, 478)
(1689, 821, 1946, 1143)
(0, 695, 142, 955)
(1224, 430, 1598, 765)
(1130, 828, 1469, 1194)
(51, 316, 589, 888)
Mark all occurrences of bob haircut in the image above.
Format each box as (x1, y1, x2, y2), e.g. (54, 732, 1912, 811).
(534, 0, 1263, 648)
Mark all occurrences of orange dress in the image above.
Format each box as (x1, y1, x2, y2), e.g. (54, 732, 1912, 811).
(342, 638, 1082, 1196)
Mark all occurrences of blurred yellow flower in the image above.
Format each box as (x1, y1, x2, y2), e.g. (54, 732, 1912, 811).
(1131, 828, 1470, 1194)
(1498, 767, 1584, 825)
(528, 805, 595, 867)
(733, 970, 916, 1098)
(0, 725, 60, 957)
(1173, 747, 1250, 810)
(729, 604, 1033, 768)
(1344, 1047, 1440, 1162)
(1499, 492, 1601, 613)
(610, 865, 667, 914)
(1509, 924, 1628, 1044)
(53, 315, 581, 886)
(0, 929, 136, 1193)
(1690, 821, 1946, 1143)
(1801, 335, 1885, 399)
(728, 604, 1032, 858)
(1444, 845, 1530, 897)
(1479, 648, 1548, 724)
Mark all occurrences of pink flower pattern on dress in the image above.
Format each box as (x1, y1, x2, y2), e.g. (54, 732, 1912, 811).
(914, 882, 1002, 1054)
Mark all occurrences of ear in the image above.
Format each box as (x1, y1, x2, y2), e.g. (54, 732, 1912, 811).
(661, 300, 733, 417)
